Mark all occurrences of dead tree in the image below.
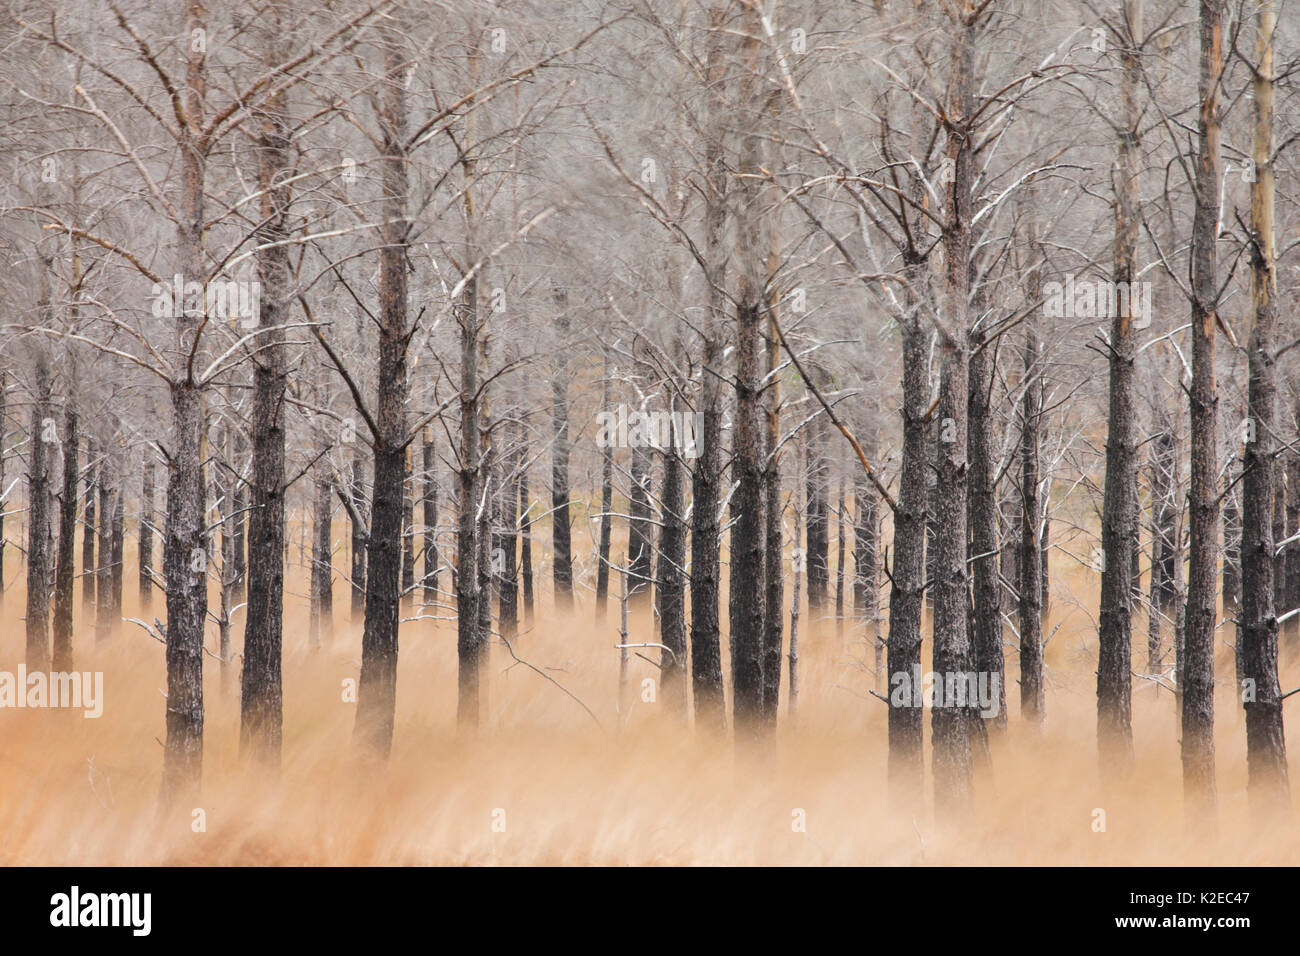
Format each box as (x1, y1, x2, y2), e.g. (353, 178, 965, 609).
(1181, 0, 1226, 818)
(138, 457, 154, 607)
(52, 403, 77, 671)
(26, 353, 52, 670)
(596, 354, 614, 619)
(1096, 0, 1142, 773)
(657, 411, 688, 717)
(1239, 0, 1288, 810)
(239, 1, 293, 767)
(550, 288, 574, 611)
(422, 429, 439, 607)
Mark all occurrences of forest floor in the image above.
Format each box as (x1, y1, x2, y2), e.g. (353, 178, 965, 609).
(1, 536, 1298, 865)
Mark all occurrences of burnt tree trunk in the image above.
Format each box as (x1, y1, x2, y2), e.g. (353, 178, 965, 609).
(139, 457, 154, 606)
(689, 4, 728, 733)
(310, 453, 333, 647)
(628, 438, 654, 605)
(1283, 447, 1300, 651)
(519, 463, 534, 625)
(95, 455, 115, 643)
(1181, 0, 1224, 818)
(159, 16, 211, 798)
(1240, 0, 1288, 809)
(596, 357, 613, 619)
(657, 425, 688, 718)
(834, 475, 846, 636)
(350, 448, 367, 621)
(930, 4, 978, 810)
(498, 423, 519, 641)
(240, 10, 291, 767)
(550, 291, 573, 611)
(110, 486, 123, 619)
(761, 314, 784, 725)
(456, 277, 483, 727)
(1020, 239, 1045, 724)
(82, 438, 96, 616)
(1096, 0, 1142, 772)
(888, 262, 930, 795)
(804, 415, 829, 617)
(52, 405, 77, 672)
(854, 432, 882, 692)
(26, 355, 52, 670)
(730, 295, 767, 734)
(968, 317, 1006, 733)
(352, 30, 410, 758)
(401, 451, 415, 609)
(422, 429, 439, 607)
(729, 32, 768, 735)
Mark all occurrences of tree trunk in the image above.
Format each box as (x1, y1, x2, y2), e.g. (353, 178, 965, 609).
(456, 277, 483, 727)
(240, 8, 291, 767)
(52, 405, 77, 672)
(1020, 242, 1045, 723)
(730, 296, 766, 733)
(350, 448, 367, 621)
(1272, 475, 1286, 617)
(761, 317, 784, 724)
(1150, 426, 1178, 673)
(422, 429, 439, 607)
(931, 5, 977, 810)
(81, 437, 96, 616)
(629, 444, 654, 600)
(1181, 0, 1224, 818)
(499, 423, 519, 641)
(1283, 447, 1300, 651)
(804, 416, 829, 617)
(596, 358, 613, 619)
(729, 35, 767, 734)
(1097, 0, 1142, 772)
(139, 457, 154, 606)
(353, 29, 409, 758)
(690, 339, 725, 732)
(401, 450, 415, 609)
(519, 461, 534, 625)
(834, 474, 846, 636)
(789, 469, 803, 722)
(476, 447, 494, 720)
(159, 7, 212, 802)
(1225, 480, 1242, 685)
(657, 427, 688, 719)
(231, 429, 247, 603)
(854, 445, 881, 694)
(218, 423, 236, 691)
(888, 268, 930, 795)
(550, 291, 573, 611)
(310, 453, 333, 647)
(1240, 0, 1288, 810)
(95, 456, 114, 643)
(110, 486, 123, 619)
(26, 355, 52, 670)
(689, 3, 727, 733)
(969, 316, 1006, 734)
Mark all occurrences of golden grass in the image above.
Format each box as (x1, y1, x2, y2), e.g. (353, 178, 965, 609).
(1, 532, 1297, 865)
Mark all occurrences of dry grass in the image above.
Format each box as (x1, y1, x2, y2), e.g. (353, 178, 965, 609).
(1, 538, 1297, 865)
